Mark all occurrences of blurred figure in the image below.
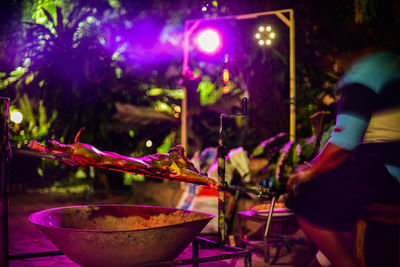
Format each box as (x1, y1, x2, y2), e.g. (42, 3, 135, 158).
(286, 47, 400, 266)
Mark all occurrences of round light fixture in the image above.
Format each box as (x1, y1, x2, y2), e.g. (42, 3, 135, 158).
(195, 29, 222, 54)
(254, 25, 276, 46)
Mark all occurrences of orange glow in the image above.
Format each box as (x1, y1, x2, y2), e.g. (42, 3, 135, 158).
(222, 68, 229, 84)
(174, 105, 181, 113)
(223, 85, 230, 94)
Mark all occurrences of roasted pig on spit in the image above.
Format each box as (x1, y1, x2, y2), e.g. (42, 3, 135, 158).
(28, 128, 220, 189)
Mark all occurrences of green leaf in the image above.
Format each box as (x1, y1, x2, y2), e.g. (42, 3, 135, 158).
(41, 8, 54, 25)
(56, 7, 63, 34)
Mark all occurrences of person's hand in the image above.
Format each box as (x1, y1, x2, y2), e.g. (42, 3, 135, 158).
(286, 164, 313, 191)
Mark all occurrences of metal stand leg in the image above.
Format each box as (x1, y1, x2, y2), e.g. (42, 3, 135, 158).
(217, 145, 227, 246)
(263, 196, 277, 262)
(192, 238, 199, 267)
(244, 252, 252, 267)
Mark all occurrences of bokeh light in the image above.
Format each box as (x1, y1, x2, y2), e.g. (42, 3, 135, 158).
(145, 140, 153, 147)
(174, 105, 181, 113)
(10, 111, 23, 124)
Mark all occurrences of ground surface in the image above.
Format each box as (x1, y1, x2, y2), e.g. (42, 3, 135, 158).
(6, 182, 314, 267)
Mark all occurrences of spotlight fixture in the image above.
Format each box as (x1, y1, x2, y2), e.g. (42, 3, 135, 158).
(254, 25, 276, 46)
(195, 29, 222, 54)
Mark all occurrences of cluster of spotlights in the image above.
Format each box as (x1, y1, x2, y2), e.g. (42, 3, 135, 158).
(255, 25, 276, 46)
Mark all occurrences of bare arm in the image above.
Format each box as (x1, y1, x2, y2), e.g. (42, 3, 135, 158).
(309, 141, 352, 176)
(287, 141, 352, 190)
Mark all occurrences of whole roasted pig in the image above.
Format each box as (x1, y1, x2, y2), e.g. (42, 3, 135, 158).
(28, 128, 220, 189)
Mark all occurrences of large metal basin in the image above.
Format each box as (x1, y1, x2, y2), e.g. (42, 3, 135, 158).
(29, 204, 215, 266)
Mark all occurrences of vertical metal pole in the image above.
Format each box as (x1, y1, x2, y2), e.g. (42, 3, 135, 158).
(289, 10, 296, 141)
(181, 20, 200, 152)
(217, 115, 226, 246)
(0, 97, 10, 266)
(216, 100, 247, 246)
(181, 87, 188, 153)
(217, 157, 226, 246)
(273, 9, 296, 141)
(181, 22, 190, 152)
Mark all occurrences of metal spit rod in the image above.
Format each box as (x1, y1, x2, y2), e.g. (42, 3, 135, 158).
(14, 149, 274, 198)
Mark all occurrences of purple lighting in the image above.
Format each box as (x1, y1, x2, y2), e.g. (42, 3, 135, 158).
(195, 29, 221, 54)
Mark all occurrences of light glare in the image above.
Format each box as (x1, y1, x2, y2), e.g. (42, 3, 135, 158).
(10, 111, 23, 123)
(196, 29, 221, 53)
(146, 140, 153, 147)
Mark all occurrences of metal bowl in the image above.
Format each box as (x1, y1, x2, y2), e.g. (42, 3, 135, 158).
(29, 204, 215, 266)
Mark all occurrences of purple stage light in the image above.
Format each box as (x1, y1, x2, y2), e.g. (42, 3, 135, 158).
(194, 29, 222, 54)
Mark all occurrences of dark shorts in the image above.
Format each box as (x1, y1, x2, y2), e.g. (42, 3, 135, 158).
(285, 157, 400, 232)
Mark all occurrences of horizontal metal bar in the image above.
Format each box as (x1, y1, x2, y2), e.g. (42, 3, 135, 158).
(133, 237, 251, 267)
(9, 250, 63, 260)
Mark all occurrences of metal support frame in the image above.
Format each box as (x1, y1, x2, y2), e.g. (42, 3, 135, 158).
(133, 237, 252, 267)
(181, 8, 296, 151)
(8, 237, 252, 267)
(1, 95, 252, 266)
(236, 209, 305, 263)
(1, 95, 274, 266)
